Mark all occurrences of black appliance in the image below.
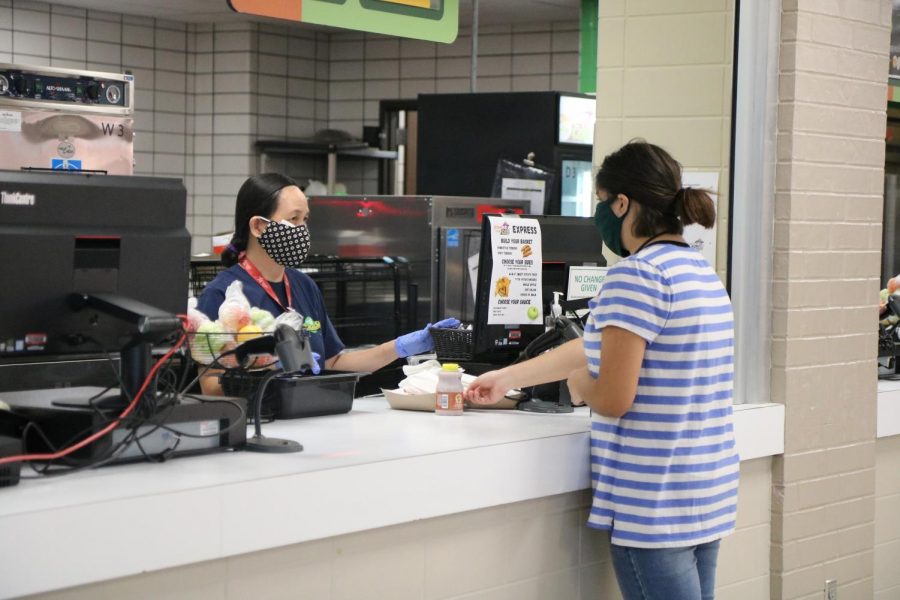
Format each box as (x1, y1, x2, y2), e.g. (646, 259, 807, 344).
(0, 170, 190, 392)
(305, 195, 530, 340)
(416, 92, 595, 216)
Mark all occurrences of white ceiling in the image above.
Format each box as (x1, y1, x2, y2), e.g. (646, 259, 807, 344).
(40, 0, 580, 27)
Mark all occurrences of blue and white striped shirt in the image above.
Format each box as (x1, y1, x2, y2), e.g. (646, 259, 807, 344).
(583, 243, 737, 548)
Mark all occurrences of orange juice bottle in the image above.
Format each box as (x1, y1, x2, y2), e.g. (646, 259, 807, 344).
(435, 363, 464, 416)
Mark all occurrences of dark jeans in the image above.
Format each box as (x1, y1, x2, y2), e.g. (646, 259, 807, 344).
(609, 539, 721, 600)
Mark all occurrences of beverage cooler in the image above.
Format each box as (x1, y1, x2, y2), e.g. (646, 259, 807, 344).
(416, 91, 595, 216)
(0, 64, 134, 174)
(305, 195, 530, 341)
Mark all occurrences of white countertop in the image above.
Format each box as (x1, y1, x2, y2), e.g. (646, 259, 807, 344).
(878, 378, 900, 438)
(0, 398, 783, 599)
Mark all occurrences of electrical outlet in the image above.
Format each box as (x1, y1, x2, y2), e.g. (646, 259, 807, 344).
(825, 579, 837, 600)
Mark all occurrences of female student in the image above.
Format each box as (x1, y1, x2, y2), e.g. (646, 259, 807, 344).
(197, 173, 456, 394)
(466, 141, 736, 600)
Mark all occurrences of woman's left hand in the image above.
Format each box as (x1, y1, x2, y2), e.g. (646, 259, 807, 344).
(395, 317, 461, 358)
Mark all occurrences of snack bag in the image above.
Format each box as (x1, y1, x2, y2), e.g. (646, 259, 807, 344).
(250, 306, 277, 332)
(273, 308, 305, 332)
(188, 285, 281, 369)
(218, 280, 252, 332)
(186, 297, 210, 332)
(192, 320, 230, 364)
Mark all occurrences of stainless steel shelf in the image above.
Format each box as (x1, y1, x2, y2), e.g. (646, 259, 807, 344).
(255, 140, 398, 194)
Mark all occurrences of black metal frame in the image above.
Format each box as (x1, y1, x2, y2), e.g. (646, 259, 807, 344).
(378, 98, 418, 194)
(189, 256, 416, 345)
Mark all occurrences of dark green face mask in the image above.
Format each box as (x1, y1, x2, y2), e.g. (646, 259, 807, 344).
(594, 196, 630, 257)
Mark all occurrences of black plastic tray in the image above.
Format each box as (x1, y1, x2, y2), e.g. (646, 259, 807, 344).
(221, 370, 361, 420)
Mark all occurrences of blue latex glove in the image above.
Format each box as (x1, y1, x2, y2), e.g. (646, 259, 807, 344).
(394, 317, 461, 358)
(275, 351, 321, 374)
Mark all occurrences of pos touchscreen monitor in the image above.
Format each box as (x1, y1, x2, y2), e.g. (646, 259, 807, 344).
(0, 170, 190, 404)
(471, 214, 606, 364)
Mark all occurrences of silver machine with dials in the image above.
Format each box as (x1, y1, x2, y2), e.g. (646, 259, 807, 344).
(0, 63, 134, 174)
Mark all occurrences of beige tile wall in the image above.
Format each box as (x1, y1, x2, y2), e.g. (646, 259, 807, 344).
(188, 22, 331, 254)
(0, 0, 332, 255)
(321, 22, 581, 195)
(0, 1, 190, 186)
(325, 22, 580, 137)
(875, 435, 900, 600)
(22, 458, 772, 600)
(593, 0, 734, 278)
(709, 457, 774, 600)
(771, 0, 891, 598)
(0, 0, 582, 253)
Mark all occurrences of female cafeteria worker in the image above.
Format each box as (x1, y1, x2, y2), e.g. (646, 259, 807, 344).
(196, 173, 457, 395)
(466, 141, 736, 600)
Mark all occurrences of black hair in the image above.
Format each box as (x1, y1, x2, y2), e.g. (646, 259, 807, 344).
(595, 140, 716, 238)
(221, 173, 299, 267)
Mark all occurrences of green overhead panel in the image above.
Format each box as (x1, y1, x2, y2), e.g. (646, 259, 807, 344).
(228, 0, 459, 43)
(580, 0, 597, 94)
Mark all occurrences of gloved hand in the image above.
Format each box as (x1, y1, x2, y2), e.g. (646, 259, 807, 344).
(275, 351, 321, 374)
(394, 317, 461, 358)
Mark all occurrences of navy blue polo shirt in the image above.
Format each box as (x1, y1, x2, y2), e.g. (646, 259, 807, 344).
(196, 265, 345, 363)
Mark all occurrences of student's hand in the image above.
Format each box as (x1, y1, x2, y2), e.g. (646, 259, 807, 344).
(566, 367, 590, 406)
(465, 368, 513, 406)
(394, 317, 461, 358)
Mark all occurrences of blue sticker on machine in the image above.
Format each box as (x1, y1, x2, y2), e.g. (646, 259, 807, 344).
(51, 159, 82, 170)
(447, 228, 459, 248)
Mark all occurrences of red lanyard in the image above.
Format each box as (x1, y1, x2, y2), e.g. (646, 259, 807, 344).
(239, 256, 293, 312)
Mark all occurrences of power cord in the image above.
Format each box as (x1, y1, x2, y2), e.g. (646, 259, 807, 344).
(0, 321, 188, 469)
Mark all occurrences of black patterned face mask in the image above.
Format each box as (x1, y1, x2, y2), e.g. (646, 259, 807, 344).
(256, 218, 311, 268)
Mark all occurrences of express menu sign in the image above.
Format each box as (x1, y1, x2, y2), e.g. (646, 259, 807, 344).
(486, 215, 543, 326)
(228, 0, 458, 43)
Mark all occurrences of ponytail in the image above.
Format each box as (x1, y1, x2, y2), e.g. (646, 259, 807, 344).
(221, 240, 244, 267)
(674, 187, 717, 229)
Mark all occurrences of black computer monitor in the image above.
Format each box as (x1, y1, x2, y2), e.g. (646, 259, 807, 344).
(471, 214, 606, 364)
(0, 170, 190, 406)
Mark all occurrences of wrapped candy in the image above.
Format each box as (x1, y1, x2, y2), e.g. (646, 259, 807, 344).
(237, 324, 264, 343)
(250, 306, 277, 332)
(187, 283, 281, 368)
(273, 308, 305, 332)
(186, 297, 210, 332)
(192, 320, 230, 364)
(218, 280, 252, 332)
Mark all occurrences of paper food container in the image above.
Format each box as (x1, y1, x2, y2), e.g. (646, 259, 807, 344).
(212, 231, 233, 255)
(381, 389, 518, 411)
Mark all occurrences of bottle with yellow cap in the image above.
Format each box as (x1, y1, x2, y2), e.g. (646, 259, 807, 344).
(435, 363, 464, 415)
